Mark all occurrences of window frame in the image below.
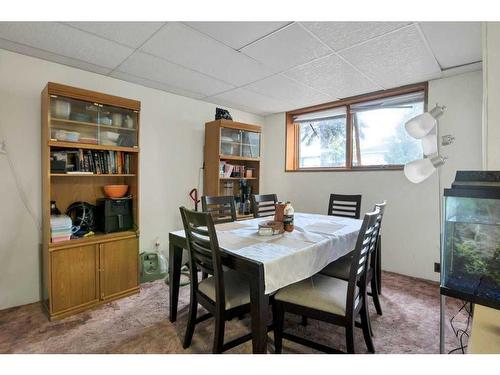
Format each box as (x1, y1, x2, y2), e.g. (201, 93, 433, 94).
(285, 82, 428, 172)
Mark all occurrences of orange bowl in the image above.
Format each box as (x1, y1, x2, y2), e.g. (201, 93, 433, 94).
(103, 185, 129, 198)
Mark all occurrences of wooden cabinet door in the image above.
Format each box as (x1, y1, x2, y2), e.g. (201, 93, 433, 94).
(100, 237, 139, 300)
(50, 244, 99, 314)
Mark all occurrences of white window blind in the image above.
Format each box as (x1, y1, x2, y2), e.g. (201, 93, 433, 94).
(293, 107, 347, 123)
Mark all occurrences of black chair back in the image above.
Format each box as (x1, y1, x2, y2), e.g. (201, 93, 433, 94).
(251, 193, 278, 218)
(328, 194, 362, 219)
(179, 207, 225, 308)
(346, 209, 381, 318)
(201, 195, 237, 224)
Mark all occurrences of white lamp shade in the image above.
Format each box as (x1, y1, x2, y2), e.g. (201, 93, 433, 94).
(421, 129, 438, 156)
(405, 112, 437, 139)
(404, 158, 437, 183)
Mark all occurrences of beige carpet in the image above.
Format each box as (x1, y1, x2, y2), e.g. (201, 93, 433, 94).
(0, 271, 466, 354)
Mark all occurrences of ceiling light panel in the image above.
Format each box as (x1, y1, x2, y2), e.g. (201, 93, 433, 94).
(184, 21, 290, 49)
(65, 22, 165, 48)
(301, 22, 411, 51)
(0, 22, 133, 69)
(419, 22, 482, 69)
(140, 22, 275, 86)
(240, 23, 331, 72)
(285, 54, 379, 99)
(340, 25, 442, 88)
(116, 51, 234, 97)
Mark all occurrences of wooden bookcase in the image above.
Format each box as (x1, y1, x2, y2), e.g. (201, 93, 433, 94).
(41, 82, 140, 320)
(204, 119, 261, 220)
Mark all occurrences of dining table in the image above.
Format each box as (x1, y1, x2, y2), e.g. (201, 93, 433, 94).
(168, 212, 362, 353)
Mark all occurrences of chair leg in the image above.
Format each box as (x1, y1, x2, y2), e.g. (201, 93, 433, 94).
(183, 295, 197, 349)
(301, 315, 308, 326)
(345, 323, 355, 354)
(360, 302, 375, 353)
(371, 274, 383, 316)
(273, 301, 284, 354)
(213, 313, 225, 354)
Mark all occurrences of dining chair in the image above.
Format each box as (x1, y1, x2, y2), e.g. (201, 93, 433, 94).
(320, 201, 386, 317)
(251, 193, 278, 218)
(179, 207, 252, 353)
(328, 194, 362, 219)
(272, 208, 381, 354)
(201, 195, 237, 224)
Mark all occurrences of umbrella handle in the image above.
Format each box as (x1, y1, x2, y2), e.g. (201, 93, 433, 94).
(189, 188, 200, 211)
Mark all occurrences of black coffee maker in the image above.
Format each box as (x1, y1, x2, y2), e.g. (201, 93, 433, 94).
(239, 180, 252, 215)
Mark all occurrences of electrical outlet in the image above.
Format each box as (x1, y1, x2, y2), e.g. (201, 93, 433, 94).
(0, 141, 6, 154)
(434, 262, 441, 273)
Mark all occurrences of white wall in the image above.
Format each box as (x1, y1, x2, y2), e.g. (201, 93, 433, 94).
(483, 22, 500, 169)
(262, 70, 483, 281)
(0, 49, 263, 310)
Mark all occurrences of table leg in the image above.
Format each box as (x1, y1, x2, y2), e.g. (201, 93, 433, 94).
(169, 242, 183, 322)
(249, 273, 269, 354)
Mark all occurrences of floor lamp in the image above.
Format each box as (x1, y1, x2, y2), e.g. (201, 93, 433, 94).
(403, 104, 455, 353)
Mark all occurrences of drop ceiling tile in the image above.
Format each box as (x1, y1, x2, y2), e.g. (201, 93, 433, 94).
(301, 22, 411, 51)
(340, 25, 442, 89)
(419, 22, 482, 69)
(285, 54, 379, 99)
(0, 38, 112, 75)
(110, 70, 205, 99)
(65, 22, 165, 48)
(206, 88, 295, 114)
(116, 51, 234, 97)
(0, 22, 133, 69)
(140, 22, 274, 86)
(241, 23, 331, 72)
(184, 22, 290, 49)
(244, 74, 334, 108)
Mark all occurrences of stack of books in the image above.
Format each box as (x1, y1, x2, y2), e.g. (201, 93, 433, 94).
(50, 149, 132, 174)
(50, 215, 73, 243)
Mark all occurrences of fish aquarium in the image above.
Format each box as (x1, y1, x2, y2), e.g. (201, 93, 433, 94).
(441, 171, 500, 310)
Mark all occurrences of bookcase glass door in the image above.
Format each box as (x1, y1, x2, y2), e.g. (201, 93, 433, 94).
(220, 127, 260, 158)
(49, 96, 138, 147)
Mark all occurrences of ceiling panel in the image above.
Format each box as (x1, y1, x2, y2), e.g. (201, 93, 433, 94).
(110, 70, 206, 99)
(140, 22, 274, 86)
(65, 22, 165, 48)
(340, 25, 441, 89)
(243, 74, 334, 108)
(116, 52, 234, 97)
(0, 38, 112, 75)
(241, 23, 331, 72)
(285, 54, 380, 99)
(0, 22, 133, 69)
(206, 87, 295, 115)
(301, 22, 411, 51)
(184, 22, 290, 49)
(419, 22, 482, 69)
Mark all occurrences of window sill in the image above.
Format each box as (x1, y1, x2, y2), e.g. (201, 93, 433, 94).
(285, 165, 404, 172)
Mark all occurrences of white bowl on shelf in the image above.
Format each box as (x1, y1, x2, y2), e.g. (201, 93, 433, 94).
(103, 131, 120, 142)
(53, 130, 80, 142)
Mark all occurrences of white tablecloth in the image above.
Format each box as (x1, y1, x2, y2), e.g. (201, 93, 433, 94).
(171, 212, 362, 294)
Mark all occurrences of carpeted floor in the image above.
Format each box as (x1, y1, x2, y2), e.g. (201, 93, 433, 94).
(0, 271, 467, 354)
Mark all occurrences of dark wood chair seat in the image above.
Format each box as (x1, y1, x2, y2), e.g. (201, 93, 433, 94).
(179, 206, 252, 353)
(198, 270, 250, 309)
(320, 201, 386, 317)
(273, 209, 382, 354)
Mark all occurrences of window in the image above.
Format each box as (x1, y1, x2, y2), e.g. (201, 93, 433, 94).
(285, 83, 427, 171)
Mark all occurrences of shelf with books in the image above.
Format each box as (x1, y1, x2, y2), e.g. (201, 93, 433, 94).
(49, 140, 139, 153)
(50, 173, 136, 177)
